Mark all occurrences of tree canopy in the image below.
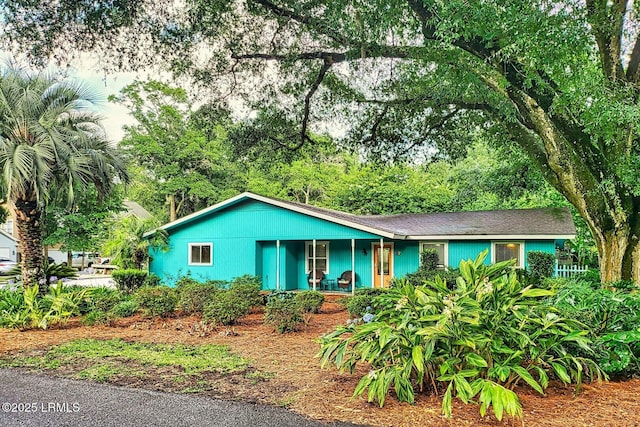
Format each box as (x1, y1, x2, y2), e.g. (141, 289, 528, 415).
(5, 0, 639, 281)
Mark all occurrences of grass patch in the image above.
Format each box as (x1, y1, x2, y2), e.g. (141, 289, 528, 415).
(44, 339, 249, 374)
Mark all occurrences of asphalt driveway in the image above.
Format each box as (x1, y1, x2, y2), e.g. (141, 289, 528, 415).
(0, 368, 365, 427)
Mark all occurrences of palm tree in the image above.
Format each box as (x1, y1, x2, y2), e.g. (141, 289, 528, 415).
(102, 216, 168, 270)
(0, 64, 128, 288)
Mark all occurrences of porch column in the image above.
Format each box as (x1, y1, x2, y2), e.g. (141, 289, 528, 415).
(276, 240, 281, 290)
(351, 239, 356, 296)
(312, 239, 317, 291)
(379, 237, 384, 288)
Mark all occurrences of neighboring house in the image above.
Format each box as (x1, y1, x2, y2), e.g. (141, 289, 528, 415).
(0, 200, 154, 264)
(0, 229, 19, 261)
(147, 192, 575, 291)
(122, 200, 153, 220)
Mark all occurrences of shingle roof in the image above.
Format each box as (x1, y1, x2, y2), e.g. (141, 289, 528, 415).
(150, 192, 576, 240)
(355, 208, 576, 238)
(257, 195, 576, 239)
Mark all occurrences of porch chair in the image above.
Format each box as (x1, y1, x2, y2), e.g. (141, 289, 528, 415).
(337, 270, 353, 291)
(307, 269, 326, 290)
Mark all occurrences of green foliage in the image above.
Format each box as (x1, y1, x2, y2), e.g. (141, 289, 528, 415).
(319, 251, 603, 420)
(527, 251, 556, 280)
(109, 299, 140, 318)
(202, 290, 250, 326)
(83, 287, 122, 314)
(229, 275, 263, 307)
(264, 297, 303, 334)
(294, 290, 325, 314)
(82, 310, 115, 326)
(420, 249, 439, 271)
(144, 273, 162, 287)
(551, 279, 640, 377)
(112, 269, 150, 293)
(176, 281, 220, 315)
(134, 286, 177, 318)
(344, 288, 388, 318)
(266, 289, 294, 301)
(103, 216, 168, 270)
(0, 283, 92, 330)
(112, 80, 243, 221)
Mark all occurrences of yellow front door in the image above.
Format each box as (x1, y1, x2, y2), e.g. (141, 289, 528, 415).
(373, 244, 393, 288)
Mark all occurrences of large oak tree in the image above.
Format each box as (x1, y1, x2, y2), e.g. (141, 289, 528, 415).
(4, 0, 640, 281)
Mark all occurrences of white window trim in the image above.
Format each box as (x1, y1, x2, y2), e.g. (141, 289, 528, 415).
(491, 241, 525, 268)
(419, 241, 449, 269)
(305, 241, 330, 274)
(188, 242, 213, 266)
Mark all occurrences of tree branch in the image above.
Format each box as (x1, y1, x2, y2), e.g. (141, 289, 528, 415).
(586, 0, 627, 82)
(300, 58, 333, 144)
(250, 0, 350, 46)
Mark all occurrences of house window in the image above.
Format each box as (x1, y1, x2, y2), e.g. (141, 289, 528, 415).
(189, 243, 212, 266)
(420, 241, 448, 269)
(492, 242, 524, 268)
(305, 241, 329, 274)
(0, 220, 13, 236)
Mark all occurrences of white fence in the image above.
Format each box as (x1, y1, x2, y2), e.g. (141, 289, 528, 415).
(554, 262, 590, 278)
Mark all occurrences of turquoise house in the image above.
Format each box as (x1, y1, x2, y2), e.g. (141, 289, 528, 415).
(147, 192, 575, 292)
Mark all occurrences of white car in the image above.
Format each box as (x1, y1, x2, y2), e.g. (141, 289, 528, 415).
(71, 253, 100, 270)
(0, 257, 18, 274)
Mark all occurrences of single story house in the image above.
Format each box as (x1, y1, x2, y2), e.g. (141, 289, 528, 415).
(147, 192, 575, 292)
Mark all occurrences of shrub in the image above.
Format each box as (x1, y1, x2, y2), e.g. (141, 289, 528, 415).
(202, 290, 250, 325)
(527, 251, 556, 280)
(295, 290, 325, 314)
(319, 250, 603, 421)
(84, 288, 122, 313)
(575, 268, 601, 285)
(82, 310, 115, 326)
(265, 297, 303, 333)
(344, 288, 388, 318)
(144, 273, 162, 287)
(229, 275, 263, 307)
(134, 286, 177, 318)
(551, 279, 640, 377)
(109, 299, 139, 318)
(112, 269, 149, 293)
(177, 281, 220, 315)
(266, 289, 295, 304)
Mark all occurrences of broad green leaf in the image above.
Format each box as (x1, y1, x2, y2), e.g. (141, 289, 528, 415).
(442, 382, 453, 418)
(412, 345, 424, 375)
(552, 362, 572, 383)
(511, 366, 544, 394)
(465, 353, 488, 368)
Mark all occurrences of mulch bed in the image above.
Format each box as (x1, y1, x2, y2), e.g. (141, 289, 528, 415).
(1, 295, 639, 426)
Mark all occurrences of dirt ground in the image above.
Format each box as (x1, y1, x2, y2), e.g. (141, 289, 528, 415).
(1, 296, 639, 427)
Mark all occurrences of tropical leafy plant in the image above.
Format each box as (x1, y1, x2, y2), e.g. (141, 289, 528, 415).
(551, 279, 640, 377)
(318, 251, 604, 420)
(0, 283, 91, 329)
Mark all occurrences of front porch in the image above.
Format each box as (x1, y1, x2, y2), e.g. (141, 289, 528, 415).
(256, 238, 417, 294)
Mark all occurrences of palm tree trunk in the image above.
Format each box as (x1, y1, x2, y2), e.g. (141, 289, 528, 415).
(14, 198, 46, 290)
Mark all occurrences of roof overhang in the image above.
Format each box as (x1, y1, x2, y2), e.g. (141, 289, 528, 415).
(406, 234, 576, 240)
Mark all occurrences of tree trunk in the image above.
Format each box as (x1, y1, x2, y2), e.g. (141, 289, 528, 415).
(592, 220, 640, 283)
(13, 198, 46, 290)
(167, 194, 177, 222)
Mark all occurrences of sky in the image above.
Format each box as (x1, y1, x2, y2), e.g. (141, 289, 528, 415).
(66, 66, 138, 143)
